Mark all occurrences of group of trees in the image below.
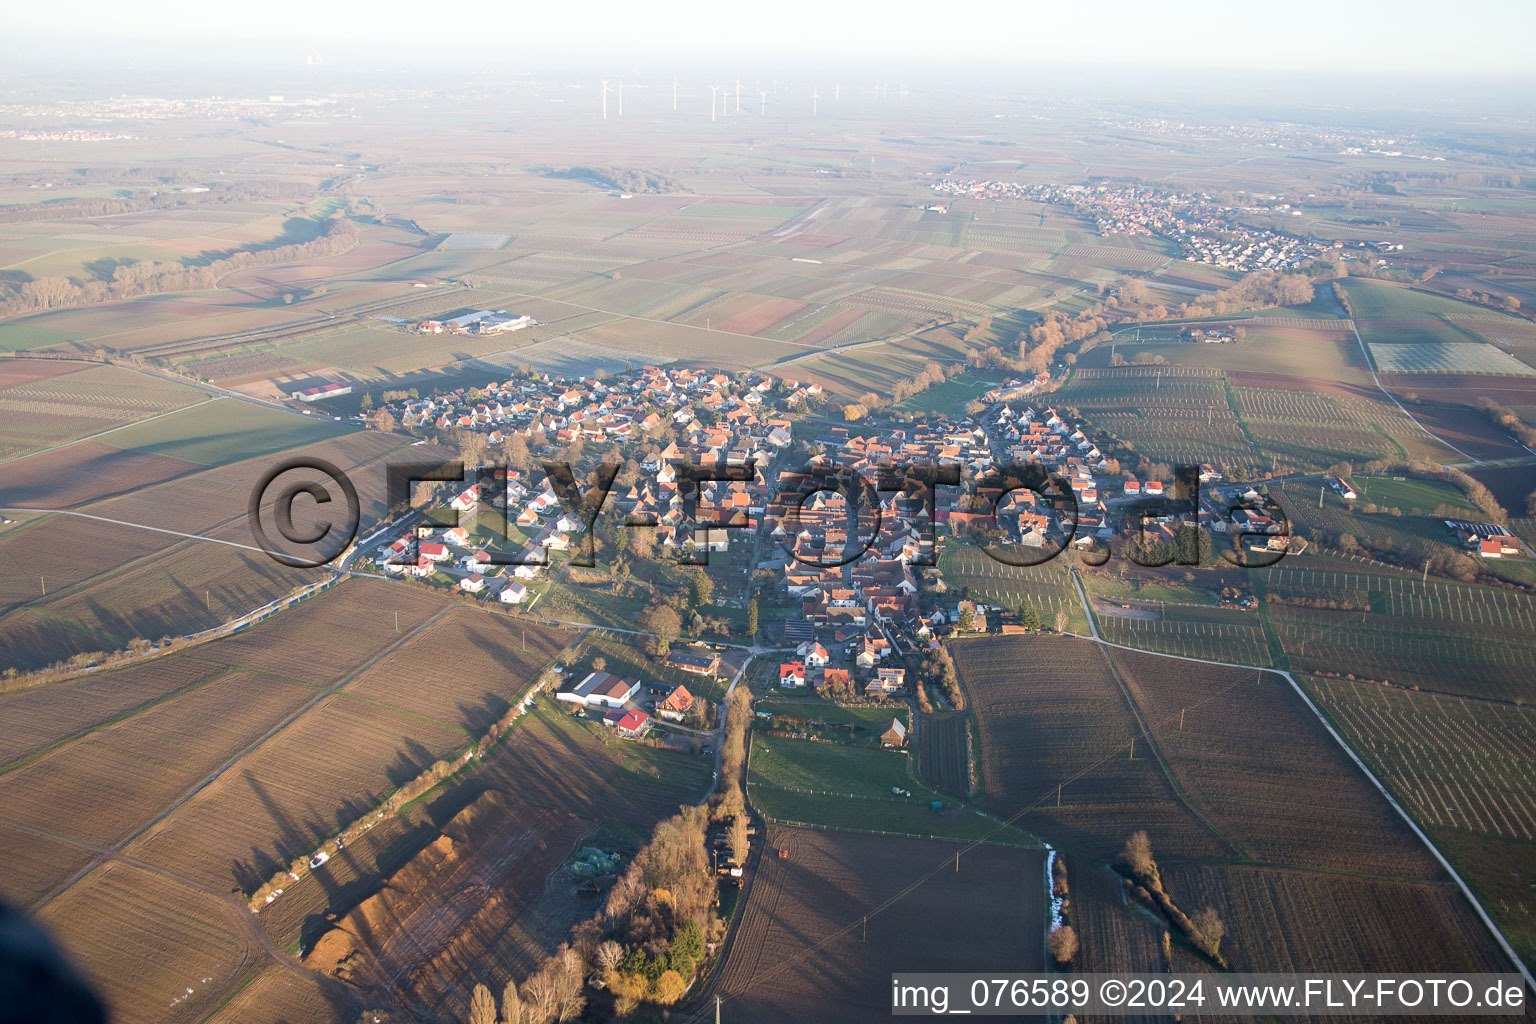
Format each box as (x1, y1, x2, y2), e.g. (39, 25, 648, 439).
(456, 791, 730, 1024)
(638, 602, 683, 656)
(1047, 854, 1078, 967)
(922, 646, 965, 711)
(599, 805, 718, 1012)
(1452, 287, 1521, 313)
(1020, 311, 1109, 375)
(843, 361, 956, 421)
(1117, 832, 1227, 966)
(1184, 269, 1315, 317)
(0, 177, 303, 227)
(1474, 397, 1536, 451)
(0, 214, 360, 319)
(540, 165, 682, 194)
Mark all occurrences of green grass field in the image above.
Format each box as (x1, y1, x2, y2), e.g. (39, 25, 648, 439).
(746, 734, 1037, 846)
(752, 699, 905, 747)
(1345, 476, 1479, 516)
(100, 398, 356, 465)
(891, 370, 997, 416)
(1340, 279, 1511, 321)
(0, 321, 79, 352)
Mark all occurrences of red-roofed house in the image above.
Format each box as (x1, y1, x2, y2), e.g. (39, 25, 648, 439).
(615, 710, 652, 738)
(779, 662, 807, 688)
(657, 685, 695, 721)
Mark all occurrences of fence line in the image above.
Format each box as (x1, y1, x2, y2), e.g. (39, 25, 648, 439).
(758, 814, 1037, 849)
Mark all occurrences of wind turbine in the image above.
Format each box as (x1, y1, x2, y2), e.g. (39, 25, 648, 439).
(835, 84, 840, 102)
(617, 77, 624, 117)
(600, 78, 609, 120)
(900, 83, 909, 100)
(709, 84, 722, 123)
(673, 75, 679, 112)
(735, 78, 742, 114)
(759, 87, 767, 114)
(812, 87, 820, 117)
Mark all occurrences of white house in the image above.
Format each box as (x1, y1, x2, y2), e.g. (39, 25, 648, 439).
(498, 580, 529, 604)
(796, 641, 830, 668)
(556, 670, 641, 709)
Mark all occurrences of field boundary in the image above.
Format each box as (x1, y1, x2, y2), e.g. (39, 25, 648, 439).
(748, 812, 1038, 849)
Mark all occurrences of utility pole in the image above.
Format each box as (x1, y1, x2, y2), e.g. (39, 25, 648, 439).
(40, 576, 45, 596)
(1180, 707, 1186, 730)
(1128, 738, 1135, 760)
(395, 610, 399, 633)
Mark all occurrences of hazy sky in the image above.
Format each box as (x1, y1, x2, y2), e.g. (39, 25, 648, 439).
(7, 0, 1536, 77)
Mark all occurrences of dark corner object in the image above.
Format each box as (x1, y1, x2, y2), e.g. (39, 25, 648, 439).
(0, 902, 107, 1024)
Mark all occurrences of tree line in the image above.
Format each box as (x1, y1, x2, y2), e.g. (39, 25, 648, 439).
(0, 214, 359, 320)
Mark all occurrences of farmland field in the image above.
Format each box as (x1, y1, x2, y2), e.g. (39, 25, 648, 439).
(952, 634, 1228, 861)
(1305, 678, 1536, 962)
(0, 359, 205, 460)
(0, 438, 200, 507)
(0, 668, 317, 848)
(99, 397, 357, 465)
(1230, 385, 1457, 469)
(1107, 647, 1441, 878)
(202, 967, 355, 1024)
(473, 702, 711, 828)
(916, 712, 970, 796)
(936, 544, 1088, 633)
(745, 732, 1020, 844)
(302, 792, 595, 1019)
(1068, 860, 1169, 979)
(119, 607, 571, 895)
(1159, 862, 1511, 978)
(1305, 679, 1535, 842)
(708, 825, 1045, 1024)
(1257, 562, 1536, 703)
(0, 428, 432, 670)
(1097, 605, 1275, 667)
(1053, 367, 1263, 477)
(37, 862, 256, 1024)
(1370, 341, 1536, 375)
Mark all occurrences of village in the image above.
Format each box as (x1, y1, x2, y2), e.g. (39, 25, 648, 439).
(928, 177, 1339, 272)
(348, 358, 1299, 740)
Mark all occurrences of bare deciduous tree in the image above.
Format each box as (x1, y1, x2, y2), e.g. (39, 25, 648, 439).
(1048, 924, 1079, 966)
(468, 984, 498, 1024)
